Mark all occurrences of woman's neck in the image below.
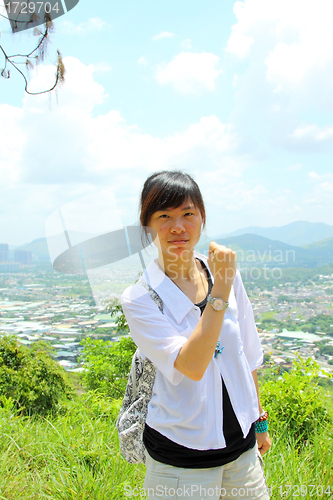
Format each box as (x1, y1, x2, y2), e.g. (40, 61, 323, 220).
(157, 251, 198, 282)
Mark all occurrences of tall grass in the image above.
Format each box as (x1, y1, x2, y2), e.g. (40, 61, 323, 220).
(0, 394, 144, 500)
(265, 425, 333, 499)
(0, 393, 332, 499)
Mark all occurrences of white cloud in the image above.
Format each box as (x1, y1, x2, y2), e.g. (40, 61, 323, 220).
(226, 0, 333, 91)
(304, 174, 333, 217)
(222, 0, 333, 159)
(0, 104, 24, 183)
(0, 57, 240, 243)
(308, 171, 319, 179)
(92, 62, 112, 74)
(212, 183, 268, 212)
(225, 0, 255, 59)
(291, 125, 333, 143)
(204, 183, 307, 236)
(152, 31, 174, 41)
(138, 56, 148, 66)
(181, 39, 192, 50)
(155, 52, 222, 95)
(4, 57, 108, 187)
(61, 18, 108, 35)
(85, 114, 237, 178)
(287, 163, 303, 172)
(2, 55, 333, 245)
(319, 182, 333, 193)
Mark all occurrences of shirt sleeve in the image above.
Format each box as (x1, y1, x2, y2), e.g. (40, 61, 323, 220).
(233, 270, 263, 371)
(121, 284, 186, 385)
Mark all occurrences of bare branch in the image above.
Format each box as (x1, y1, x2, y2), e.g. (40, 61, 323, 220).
(0, 12, 65, 95)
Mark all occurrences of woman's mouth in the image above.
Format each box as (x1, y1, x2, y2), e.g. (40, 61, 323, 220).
(168, 239, 188, 245)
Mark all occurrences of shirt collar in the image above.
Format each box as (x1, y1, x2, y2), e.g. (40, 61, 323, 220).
(141, 251, 209, 324)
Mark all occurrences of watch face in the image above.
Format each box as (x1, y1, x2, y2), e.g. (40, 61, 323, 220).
(213, 299, 224, 310)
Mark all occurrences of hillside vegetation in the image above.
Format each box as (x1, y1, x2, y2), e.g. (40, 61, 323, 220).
(0, 335, 332, 499)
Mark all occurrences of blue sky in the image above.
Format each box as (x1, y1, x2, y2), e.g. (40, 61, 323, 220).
(1, 0, 333, 245)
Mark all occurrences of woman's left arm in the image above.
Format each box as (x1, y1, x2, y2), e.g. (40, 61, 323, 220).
(251, 369, 272, 455)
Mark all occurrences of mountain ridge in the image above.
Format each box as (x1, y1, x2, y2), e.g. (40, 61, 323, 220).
(10, 222, 333, 269)
(196, 233, 333, 267)
(218, 221, 333, 247)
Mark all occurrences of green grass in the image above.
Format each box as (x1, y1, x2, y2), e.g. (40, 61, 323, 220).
(261, 311, 276, 321)
(0, 394, 145, 500)
(265, 425, 333, 499)
(0, 397, 332, 499)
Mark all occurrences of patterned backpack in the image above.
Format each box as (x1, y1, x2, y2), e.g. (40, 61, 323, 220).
(116, 280, 163, 464)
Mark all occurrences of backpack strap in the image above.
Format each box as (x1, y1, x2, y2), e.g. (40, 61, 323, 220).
(129, 278, 163, 398)
(139, 278, 164, 314)
(116, 279, 164, 464)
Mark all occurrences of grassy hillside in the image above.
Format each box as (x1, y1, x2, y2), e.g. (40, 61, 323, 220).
(303, 236, 333, 260)
(0, 389, 332, 499)
(1, 337, 332, 499)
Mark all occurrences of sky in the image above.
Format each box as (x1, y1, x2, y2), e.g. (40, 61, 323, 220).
(1, 0, 333, 246)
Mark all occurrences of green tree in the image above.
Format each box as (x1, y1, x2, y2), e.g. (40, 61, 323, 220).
(103, 297, 129, 334)
(79, 336, 136, 398)
(0, 336, 73, 414)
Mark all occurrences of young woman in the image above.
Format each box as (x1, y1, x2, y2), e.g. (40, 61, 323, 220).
(121, 170, 271, 500)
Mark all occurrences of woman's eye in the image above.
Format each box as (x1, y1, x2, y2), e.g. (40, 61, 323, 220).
(159, 214, 169, 218)
(185, 212, 194, 216)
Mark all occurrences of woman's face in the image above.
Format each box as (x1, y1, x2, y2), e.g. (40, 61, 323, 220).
(147, 199, 203, 260)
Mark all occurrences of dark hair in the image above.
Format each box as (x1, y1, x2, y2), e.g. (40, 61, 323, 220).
(140, 170, 206, 245)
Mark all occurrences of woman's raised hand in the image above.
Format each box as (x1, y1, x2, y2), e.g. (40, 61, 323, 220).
(207, 241, 237, 290)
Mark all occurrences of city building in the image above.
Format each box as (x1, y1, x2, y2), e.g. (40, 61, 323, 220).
(14, 249, 32, 265)
(0, 243, 9, 262)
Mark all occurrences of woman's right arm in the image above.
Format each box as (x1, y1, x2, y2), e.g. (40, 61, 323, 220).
(174, 242, 237, 381)
(122, 242, 237, 383)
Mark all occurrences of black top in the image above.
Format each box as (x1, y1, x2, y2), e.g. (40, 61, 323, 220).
(143, 258, 256, 468)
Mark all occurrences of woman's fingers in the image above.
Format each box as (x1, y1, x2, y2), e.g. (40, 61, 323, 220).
(208, 241, 237, 285)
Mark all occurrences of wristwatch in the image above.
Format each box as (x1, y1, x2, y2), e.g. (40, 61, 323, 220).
(207, 294, 229, 311)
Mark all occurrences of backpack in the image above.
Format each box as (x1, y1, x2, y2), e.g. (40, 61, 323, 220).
(116, 279, 163, 464)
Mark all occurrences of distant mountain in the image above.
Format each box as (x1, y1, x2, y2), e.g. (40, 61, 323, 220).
(218, 221, 333, 247)
(17, 238, 50, 261)
(15, 228, 333, 269)
(303, 236, 333, 261)
(17, 231, 106, 263)
(196, 234, 331, 267)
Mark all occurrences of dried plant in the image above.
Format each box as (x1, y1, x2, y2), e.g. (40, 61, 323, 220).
(0, 5, 65, 95)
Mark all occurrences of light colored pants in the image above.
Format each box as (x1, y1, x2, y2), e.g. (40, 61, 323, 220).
(143, 444, 270, 500)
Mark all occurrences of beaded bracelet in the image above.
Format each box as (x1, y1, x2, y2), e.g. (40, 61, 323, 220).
(257, 410, 268, 422)
(255, 419, 268, 433)
(255, 410, 268, 433)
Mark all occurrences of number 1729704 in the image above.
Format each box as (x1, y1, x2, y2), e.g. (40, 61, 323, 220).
(6, 2, 60, 15)
(278, 485, 331, 497)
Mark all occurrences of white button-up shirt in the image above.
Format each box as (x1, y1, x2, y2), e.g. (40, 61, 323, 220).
(121, 252, 263, 451)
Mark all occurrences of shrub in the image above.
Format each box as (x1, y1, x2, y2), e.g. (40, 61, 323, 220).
(104, 297, 130, 334)
(0, 336, 73, 415)
(260, 356, 331, 444)
(79, 336, 136, 398)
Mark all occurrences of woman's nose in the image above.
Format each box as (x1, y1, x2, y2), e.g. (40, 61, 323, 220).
(171, 218, 186, 233)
